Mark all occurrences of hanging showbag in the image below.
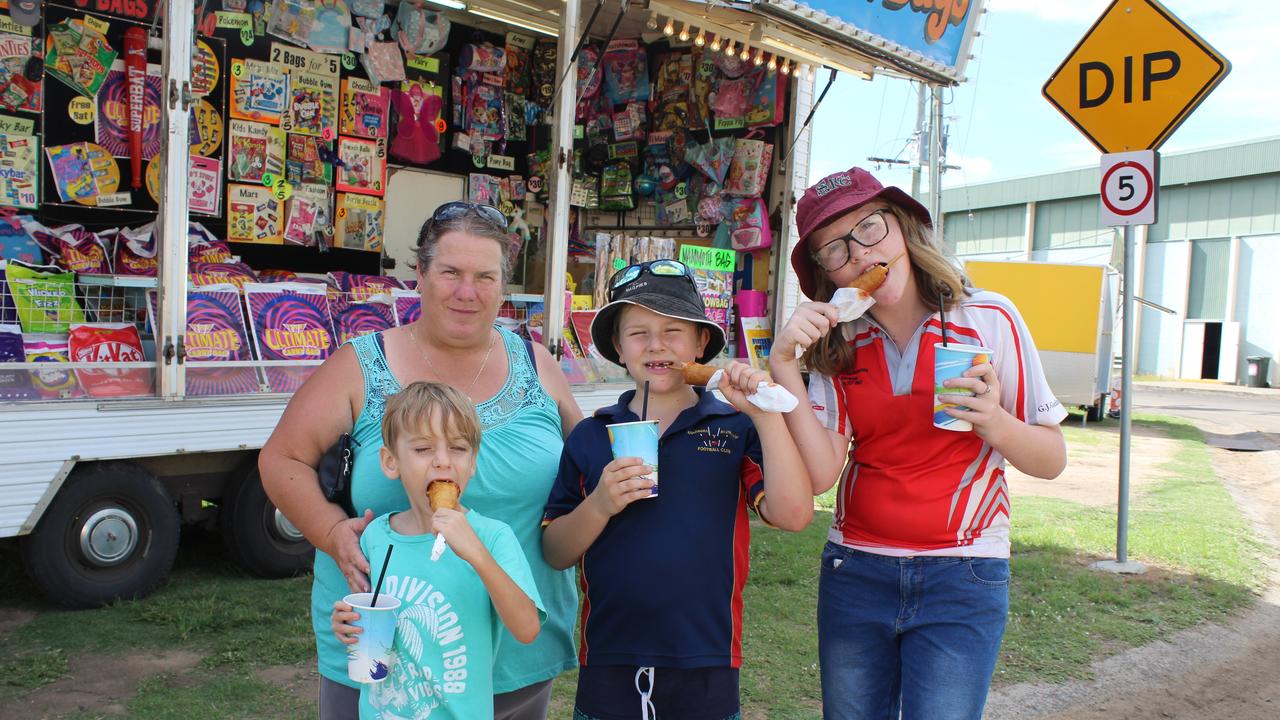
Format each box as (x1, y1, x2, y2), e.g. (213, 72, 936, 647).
(724, 130, 773, 198)
(363, 39, 406, 84)
(393, 2, 450, 55)
(745, 65, 787, 128)
(726, 197, 772, 252)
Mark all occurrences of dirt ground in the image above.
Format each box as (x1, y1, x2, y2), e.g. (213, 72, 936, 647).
(988, 431, 1280, 720)
(8, 423, 1278, 718)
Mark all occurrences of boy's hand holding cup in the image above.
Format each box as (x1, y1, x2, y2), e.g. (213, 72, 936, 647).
(590, 455, 656, 516)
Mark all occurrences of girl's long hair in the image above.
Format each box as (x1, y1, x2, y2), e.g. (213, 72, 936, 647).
(802, 204, 969, 377)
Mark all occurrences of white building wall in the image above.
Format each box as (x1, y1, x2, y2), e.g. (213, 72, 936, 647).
(778, 74, 815, 332)
(1139, 241, 1190, 377)
(1236, 234, 1280, 385)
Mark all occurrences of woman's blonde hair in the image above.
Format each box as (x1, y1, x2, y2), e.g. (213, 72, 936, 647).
(802, 203, 969, 376)
(382, 381, 483, 453)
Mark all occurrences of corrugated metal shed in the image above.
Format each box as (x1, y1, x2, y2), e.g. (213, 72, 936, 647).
(942, 136, 1280, 213)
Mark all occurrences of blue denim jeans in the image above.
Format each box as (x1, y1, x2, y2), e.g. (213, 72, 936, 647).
(817, 542, 1009, 720)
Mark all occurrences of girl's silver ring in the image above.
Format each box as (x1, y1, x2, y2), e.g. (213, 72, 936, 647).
(978, 384, 992, 397)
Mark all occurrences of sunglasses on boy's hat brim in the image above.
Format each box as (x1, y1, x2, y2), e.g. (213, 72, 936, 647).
(427, 201, 508, 229)
(607, 259, 695, 300)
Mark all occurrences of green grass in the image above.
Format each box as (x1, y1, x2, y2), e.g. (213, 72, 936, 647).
(0, 529, 315, 713)
(0, 415, 1265, 718)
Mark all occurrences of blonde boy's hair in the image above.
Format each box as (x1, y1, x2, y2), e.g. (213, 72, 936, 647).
(381, 381, 483, 453)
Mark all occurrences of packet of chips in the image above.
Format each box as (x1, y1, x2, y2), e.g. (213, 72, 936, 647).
(44, 19, 118, 98)
(5, 259, 85, 333)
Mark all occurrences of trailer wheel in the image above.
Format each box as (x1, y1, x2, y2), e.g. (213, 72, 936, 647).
(221, 467, 313, 578)
(19, 463, 180, 609)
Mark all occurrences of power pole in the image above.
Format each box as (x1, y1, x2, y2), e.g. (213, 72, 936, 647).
(911, 82, 927, 198)
(928, 85, 944, 235)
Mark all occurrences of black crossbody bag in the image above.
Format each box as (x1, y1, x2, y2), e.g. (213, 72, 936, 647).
(318, 433, 359, 517)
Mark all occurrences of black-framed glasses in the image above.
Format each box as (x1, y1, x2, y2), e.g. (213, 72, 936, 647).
(608, 259, 694, 297)
(810, 209, 891, 272)
(430, 201, 508, 229)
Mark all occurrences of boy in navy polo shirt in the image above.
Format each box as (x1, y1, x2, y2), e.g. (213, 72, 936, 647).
(542, 259, 814, 720)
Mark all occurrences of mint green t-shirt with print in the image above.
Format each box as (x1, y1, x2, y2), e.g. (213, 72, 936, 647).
(356, 512, 545, 720)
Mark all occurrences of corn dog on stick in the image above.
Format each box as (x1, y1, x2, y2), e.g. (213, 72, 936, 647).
(680, 362, 719, 386)
(847, 252, 908, 293)
(848, 264, 889, 293)
(427, 480, 460, 512)
(428, 480, 459, 561)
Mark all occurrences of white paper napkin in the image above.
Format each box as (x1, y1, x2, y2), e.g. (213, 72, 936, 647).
(829, 287, 877, 322)
(706, 369, 800, 413)
(430, 534, 447, 562)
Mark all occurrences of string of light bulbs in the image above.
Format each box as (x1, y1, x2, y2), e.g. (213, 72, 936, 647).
(644, 10, 814, 78)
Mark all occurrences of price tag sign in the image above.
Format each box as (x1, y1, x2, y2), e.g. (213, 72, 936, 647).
(271, 177, 294, 201)
(679, 244, 736, 273)
(342, 52, 357, 70)
(69, 97, 96, 124)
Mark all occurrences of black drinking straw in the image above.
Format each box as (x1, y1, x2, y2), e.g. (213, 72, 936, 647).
(641, 380, 650, 420)
(370, 545, 393, 608)
(939, 288, 949, 346)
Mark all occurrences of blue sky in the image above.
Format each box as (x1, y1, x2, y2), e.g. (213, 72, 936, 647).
(809, 0, 1278, 192)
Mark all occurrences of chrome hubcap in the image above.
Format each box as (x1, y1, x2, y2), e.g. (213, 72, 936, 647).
(79, 508, 138, 566)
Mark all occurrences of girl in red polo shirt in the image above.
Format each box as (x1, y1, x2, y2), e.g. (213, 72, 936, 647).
(772, 166, 1068, 720)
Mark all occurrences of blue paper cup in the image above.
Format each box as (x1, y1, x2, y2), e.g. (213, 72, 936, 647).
(933, 342, 992, 432)
(344, 592, 401, 683)
(606, 420, 659, 498)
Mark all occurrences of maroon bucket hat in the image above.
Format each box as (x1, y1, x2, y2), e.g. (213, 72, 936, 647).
(789, 166, 931, 299)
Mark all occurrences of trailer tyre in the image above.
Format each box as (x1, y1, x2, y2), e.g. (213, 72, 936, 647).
(20, 463, 180, 609)
(221, 468, 313, 578)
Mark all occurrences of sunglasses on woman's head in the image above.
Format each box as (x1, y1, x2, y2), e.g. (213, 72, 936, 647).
(430, 201, 508, 229)
(608, 259, 694, 298)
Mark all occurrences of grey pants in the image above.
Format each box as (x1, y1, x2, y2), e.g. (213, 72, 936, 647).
(320, 676, 553, 719)
(495, 679, 554, 720)
(318, 677, 359, 720)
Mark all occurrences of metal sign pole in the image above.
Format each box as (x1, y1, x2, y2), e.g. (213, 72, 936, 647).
(1117, 222, 1135, 564)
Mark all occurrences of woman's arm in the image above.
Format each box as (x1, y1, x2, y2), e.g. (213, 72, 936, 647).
(715, 363, 813, 530)
(531, 341, 584, 439)
(259, 344, 375, 589)
(940, 362, 1067, 479)
(771, 304, 855, 494)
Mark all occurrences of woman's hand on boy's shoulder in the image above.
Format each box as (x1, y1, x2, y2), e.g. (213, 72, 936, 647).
(588, 457, 655, 517)
(717, 361, 771, 417)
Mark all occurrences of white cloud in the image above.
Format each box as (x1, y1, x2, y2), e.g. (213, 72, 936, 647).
(942, 153, 994, 187)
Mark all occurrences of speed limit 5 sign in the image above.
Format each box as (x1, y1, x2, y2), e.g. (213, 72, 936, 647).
(1100, 150, 1158, 226)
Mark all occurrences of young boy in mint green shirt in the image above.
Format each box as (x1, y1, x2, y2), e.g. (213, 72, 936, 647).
(332, 381, 545, 719)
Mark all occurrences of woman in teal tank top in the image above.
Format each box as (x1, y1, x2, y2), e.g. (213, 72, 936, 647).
(261, 205, 583, 720)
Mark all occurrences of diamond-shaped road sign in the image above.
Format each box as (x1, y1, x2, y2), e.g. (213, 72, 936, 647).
(1042, 0, 1230, 153)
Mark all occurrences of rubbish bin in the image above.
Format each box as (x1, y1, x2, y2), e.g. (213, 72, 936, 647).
(1246, 356, 1271, 388)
